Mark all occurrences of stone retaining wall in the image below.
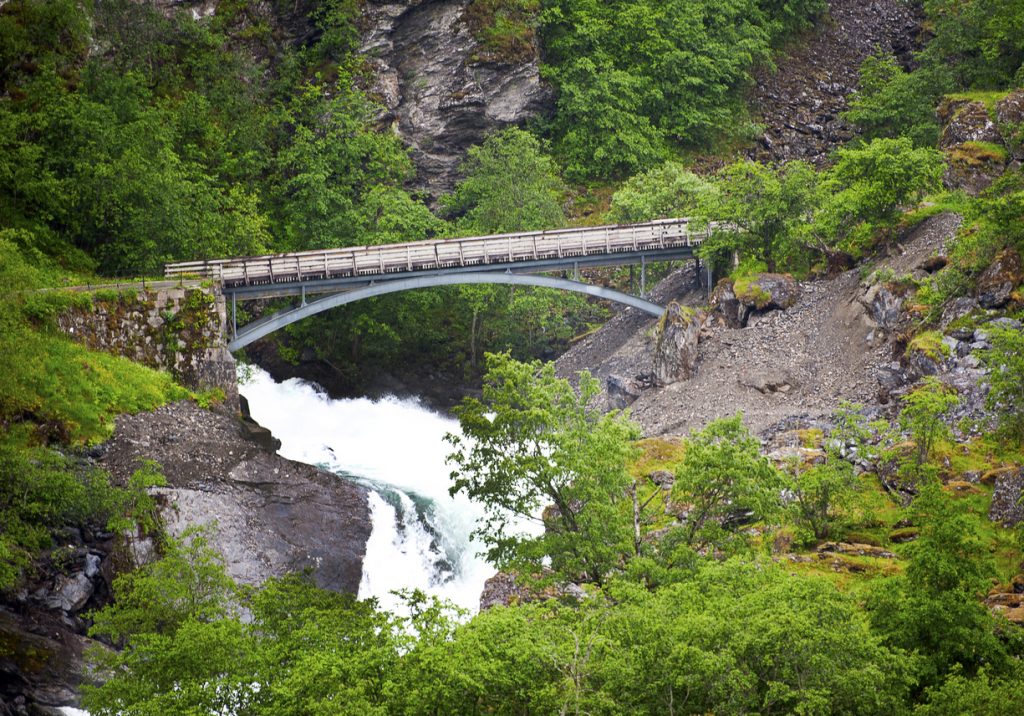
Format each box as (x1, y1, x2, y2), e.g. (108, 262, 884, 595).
(57, 284, 238, 409)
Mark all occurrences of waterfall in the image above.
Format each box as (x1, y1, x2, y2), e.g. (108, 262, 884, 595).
(239, 367, 493, 615)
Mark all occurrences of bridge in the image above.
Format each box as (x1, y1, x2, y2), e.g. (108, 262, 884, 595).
(164, 218, 711, 352)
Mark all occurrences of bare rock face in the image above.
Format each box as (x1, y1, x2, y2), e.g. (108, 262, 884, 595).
(653, 302, 705, 386)
(361, 0, 552, 199)
(976, 248, 1023, 309)
(710, 280, 749, 329)
(101, 402, 371, 594)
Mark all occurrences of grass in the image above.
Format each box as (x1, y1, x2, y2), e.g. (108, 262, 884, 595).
(944, 90, 1011, 116)
(951, 141, 1011, 166)
(906, 330, 951, 361)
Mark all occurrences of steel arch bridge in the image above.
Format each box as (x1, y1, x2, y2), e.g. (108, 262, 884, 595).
(164, 217, 712, 352)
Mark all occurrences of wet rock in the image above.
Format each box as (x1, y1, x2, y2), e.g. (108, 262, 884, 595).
(653, 303, 705, 386)
(976, 248, 1023, 309)
(990, 466, 1024, 528)
(101, 402, 371, 594)
(360, 0, 552, 199)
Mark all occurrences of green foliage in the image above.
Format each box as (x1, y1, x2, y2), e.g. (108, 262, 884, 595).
(606, 161, 718, 223)
(0, 0, 429, 275)
(920, 0, 1024, 89)
(465, 0, 541, 63)
(867, 483, 1018, 692)
(670, 415, 782, 553)
(89, 527, 239, 642)
(915, 666, 1024, 715)
(898, 377, 959, 469)
(816, 138, 945, 258)
(447, 353, 640, 583)
(443, 127, 566, 235)
(540, 0, 826, 180)
(843, 54, 949, 147)
(979, 325, 1024, 441)
(0, 444, 119, 591)
(700, 159, 818, 273)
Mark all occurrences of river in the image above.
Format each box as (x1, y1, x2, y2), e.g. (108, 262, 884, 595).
(238, 366, 494, 615)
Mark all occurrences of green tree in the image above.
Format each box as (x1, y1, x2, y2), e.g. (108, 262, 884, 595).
(447, 353, 640, 584)
(443, 127, 566, 234)
(978, 325, 1024, 441)
(606, 161, 718, 223)
(843, 54, 949, 147)
(816, 138, 945, 258)
(89, 526, 239, 642)
(701, 159, 818, 273)
(670, 414, 782, 553)
(867, 483, 1018, 693)
(898, 377, 959, 469)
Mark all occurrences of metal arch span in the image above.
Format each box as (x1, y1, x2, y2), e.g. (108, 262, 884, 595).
(227, 272, 666, 352)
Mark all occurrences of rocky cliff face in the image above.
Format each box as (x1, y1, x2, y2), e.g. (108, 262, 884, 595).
(99, 402, 372, 595)
(360, 0, 552, 198)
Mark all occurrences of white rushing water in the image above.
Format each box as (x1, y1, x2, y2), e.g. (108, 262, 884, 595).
(239, 366, 493, 615)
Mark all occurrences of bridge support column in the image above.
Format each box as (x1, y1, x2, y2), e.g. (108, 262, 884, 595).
(640, 256, 647, 298)
(231, 292, 237, 341)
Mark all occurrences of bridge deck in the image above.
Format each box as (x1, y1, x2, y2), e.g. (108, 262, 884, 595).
(164, 218, 708, 296)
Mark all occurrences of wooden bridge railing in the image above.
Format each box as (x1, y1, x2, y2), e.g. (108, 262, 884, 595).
(164, 218, 709, 288)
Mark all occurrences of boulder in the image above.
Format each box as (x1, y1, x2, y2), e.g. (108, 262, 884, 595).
(989, 466, 1024, 528)
(940, 296, 980, 332)
(938, 99, 1002, 148)
(938, 98, 1011, 194)
(711, 280, 749, 328)
(653, 303, 705, 386)
(734, 273, 801, 311)
(738, 369, 795, 395)
(861, 283, 905, 331)
(478, 571, 586, 610)
(606, 374, 642, 409)
(975, 248, 1023, 309)
(101, 402, 372, 594)
(44, 573, 94, 614)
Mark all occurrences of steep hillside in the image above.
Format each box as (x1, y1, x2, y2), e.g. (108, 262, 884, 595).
(747, 0, 922, 164)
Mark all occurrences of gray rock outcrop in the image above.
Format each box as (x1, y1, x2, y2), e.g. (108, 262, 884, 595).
(975, 248, 1023, 309)
(100, 402, 371, 594)
(653, 303, 705, 386)
(360, 0, 552, 198)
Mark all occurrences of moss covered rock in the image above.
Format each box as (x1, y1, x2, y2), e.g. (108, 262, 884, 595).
(734, 273, 801, 311)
